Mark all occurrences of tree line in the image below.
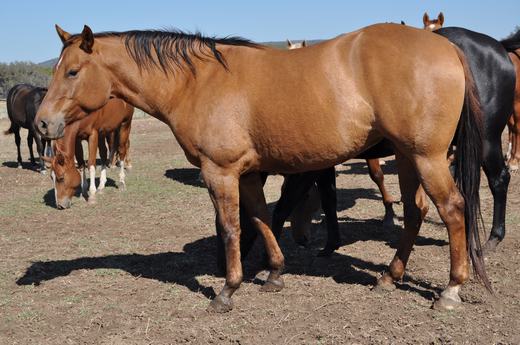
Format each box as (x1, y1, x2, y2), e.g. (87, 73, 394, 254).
(0, 62, 51, 99)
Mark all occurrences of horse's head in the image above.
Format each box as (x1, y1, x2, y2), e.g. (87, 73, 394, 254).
(286, 39, 307, 50)
(423, 12, 444, 31)
(36, 25, 112, 139)
(45, 145, 81, 209)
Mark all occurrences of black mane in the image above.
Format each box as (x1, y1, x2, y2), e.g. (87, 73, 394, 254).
(501, 27, 520, 52)
(68, 29, 262, 75)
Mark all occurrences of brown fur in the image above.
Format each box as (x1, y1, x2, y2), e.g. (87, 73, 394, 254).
(36, 23, 484, 311)
(48, 99, 133, 209)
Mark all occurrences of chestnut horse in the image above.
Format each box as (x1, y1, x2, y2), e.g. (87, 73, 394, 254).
(36, 23, 485, 312)
(502, 30, 520, 171)
(423, 12, 444, 31)
(47, 98, 133, 209)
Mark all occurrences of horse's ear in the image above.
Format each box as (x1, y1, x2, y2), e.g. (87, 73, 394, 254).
(79, 25, 94, 54)
(438, 12, 444, 26)
(55, 24, 71, 44)
(423, 12, 429, 26)
(302, 40, 307, 47)
(286, 39, 292, 48)
(401, 20, 406, 25)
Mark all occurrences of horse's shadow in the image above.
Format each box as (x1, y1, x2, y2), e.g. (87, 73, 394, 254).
(164, 168, 204, 188)
(2, 161, 42, 171)
(16, 223, 442, 302)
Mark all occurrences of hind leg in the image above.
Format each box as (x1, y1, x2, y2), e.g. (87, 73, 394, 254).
(239, 172, 285, 293)
(13, 126, 22, 168)
(97, 134, 108, 192)
(482, 139, 510, 253)
(367, 158, 397, 227)
(376, 152, 429, 291)
(316, 167, 341, 256)
(117, 122, 132, 190)
(412, 155, 469, 310)
(87, 132, 98, 203)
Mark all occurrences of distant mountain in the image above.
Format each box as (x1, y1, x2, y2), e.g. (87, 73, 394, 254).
(37, 40, 323, 66)
(39, 58, 58, 68)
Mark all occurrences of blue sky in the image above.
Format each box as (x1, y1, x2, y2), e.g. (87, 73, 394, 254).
(1, 0, 519, 63)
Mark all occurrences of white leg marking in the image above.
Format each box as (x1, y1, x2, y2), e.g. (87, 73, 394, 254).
(51, 171, 58, 207)
(89, 165, 96, 195)
(506, 142, 512, 160)
(99, 165, 107, 190)
(119, 161, 126, 184)
(440, 285, 461, 303)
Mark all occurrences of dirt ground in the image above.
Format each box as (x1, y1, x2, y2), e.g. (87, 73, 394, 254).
(1, 117, 520, 345)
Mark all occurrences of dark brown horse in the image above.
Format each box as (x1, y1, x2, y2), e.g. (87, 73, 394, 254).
(36, 24, 485, 312)
(46, 98, 133, 209)
(5, 84, 50, 172)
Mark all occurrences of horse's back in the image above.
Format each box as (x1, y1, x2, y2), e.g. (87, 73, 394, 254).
(436, 27, 516, 133)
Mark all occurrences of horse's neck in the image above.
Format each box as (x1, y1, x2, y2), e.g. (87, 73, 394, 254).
(59, 122, 79, 158)
(101, 37, 221, 127)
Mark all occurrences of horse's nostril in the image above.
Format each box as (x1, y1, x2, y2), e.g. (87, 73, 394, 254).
(40, 120, 48, 129)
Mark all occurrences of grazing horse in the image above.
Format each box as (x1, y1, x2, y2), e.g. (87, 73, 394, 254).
(36, 23, 485, 312)
(423, 12, 444, 31)
(5, 84, 50, 172)
(46, 98, 133, 209)
(502, 30, 520, 171)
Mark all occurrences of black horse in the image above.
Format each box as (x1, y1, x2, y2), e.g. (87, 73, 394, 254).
(215, 27, 516, 272)
(5, 84, 49, 172)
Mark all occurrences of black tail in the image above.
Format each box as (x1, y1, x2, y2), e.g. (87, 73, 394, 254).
(453, 46, 492, 292)
(4, 123, 15, 135)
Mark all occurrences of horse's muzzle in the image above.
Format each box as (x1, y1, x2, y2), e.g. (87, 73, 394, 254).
(36, 118, 65, 139)
(57, 197, 71, 209)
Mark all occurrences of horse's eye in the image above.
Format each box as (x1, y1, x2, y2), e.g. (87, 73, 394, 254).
(67, 69, 79, 78)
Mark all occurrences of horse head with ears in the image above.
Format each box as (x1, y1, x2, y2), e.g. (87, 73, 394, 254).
(43, 144, 82, 209)
(423, 12, 444, 31)
(286, 39, 307, 50)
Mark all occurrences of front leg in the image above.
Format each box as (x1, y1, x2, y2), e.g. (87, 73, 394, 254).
(202, 163, 243, 313)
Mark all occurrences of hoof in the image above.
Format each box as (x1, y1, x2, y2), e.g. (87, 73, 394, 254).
(260, 277, 285, 292)
(433, 295, 462, 311)
(483, 237, 501, 256)
(382, 216, 396, 228)
(17, 164, 23, 169)
(40, 169, 47, 175)
(207, 295, 233, 313)
(317, 244, 339, 257)
(118, 182, 126, 191)
(87, 195, 96, 205)
(508, 161, 519, 172)
(373, 276, 396, 294)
